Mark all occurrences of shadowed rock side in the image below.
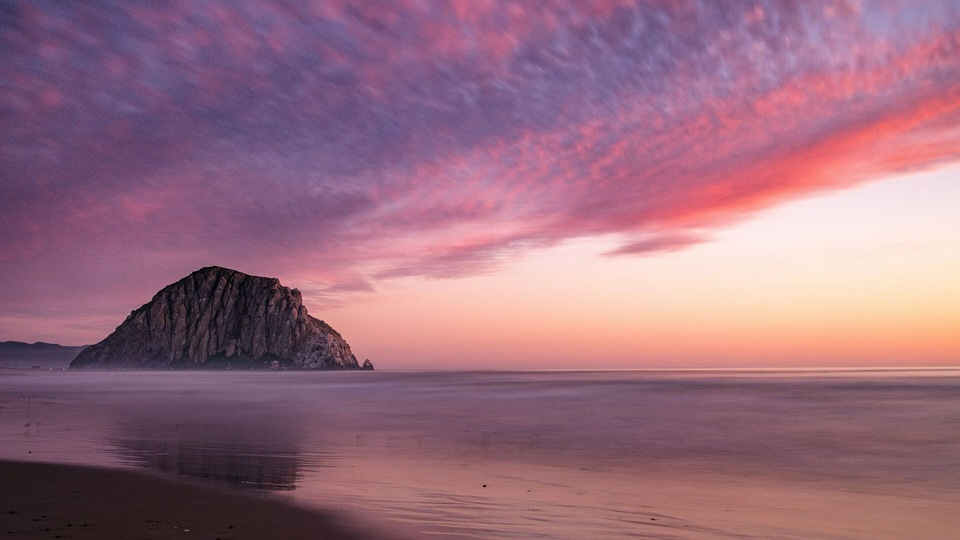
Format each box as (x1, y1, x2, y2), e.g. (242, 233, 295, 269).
(70, 266, 369, 370)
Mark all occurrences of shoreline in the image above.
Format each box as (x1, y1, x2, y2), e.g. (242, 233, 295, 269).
(0, 460, 396, 540)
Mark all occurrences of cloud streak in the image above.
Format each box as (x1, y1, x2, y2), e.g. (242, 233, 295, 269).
(2, 1, 959, 340)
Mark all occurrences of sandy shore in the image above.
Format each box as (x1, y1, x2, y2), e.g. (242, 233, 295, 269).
(0, 460, 392, 540)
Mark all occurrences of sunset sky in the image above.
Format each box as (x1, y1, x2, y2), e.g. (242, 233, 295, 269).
(2, 1, 958, 368)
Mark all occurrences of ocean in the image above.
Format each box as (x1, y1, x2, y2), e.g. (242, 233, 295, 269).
(2, 369, 958, 539)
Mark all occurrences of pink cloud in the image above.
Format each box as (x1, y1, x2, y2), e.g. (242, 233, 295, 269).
(1, 1, 959, 343)
(604, 233, 708, 257)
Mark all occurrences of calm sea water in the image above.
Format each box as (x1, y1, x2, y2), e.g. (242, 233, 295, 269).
(2, 369, 959, 538)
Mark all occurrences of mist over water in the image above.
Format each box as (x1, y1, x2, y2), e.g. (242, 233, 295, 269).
(2, 369, 959, 538)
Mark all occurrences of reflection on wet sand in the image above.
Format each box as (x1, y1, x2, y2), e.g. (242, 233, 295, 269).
(106, 396, 311, 491)
(112, 420, 301, 490)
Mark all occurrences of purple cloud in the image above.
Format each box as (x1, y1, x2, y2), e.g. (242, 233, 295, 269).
(1, 1, 959, 342)
(604, 233, 708, 257)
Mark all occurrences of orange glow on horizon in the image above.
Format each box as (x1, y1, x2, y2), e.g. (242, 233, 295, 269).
(322, 165, 960, 369)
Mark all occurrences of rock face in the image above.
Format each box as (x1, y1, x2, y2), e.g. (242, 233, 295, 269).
(70, 266, 370, 370)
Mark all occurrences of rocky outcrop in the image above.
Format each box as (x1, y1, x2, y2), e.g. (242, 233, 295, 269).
(70, 266, 371, 370)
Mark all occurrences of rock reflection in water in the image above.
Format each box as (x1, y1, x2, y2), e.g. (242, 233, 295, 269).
(110, 402, 305, 490)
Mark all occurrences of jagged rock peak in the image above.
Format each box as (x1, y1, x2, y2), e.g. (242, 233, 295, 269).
(70, 266, 371, 370)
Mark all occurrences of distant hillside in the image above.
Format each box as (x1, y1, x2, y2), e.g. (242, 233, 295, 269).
(0, 341, 86, 369)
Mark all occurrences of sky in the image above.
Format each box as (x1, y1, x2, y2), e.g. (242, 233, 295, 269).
(1, 1, 958, 368)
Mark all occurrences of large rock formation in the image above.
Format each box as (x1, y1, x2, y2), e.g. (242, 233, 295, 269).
(70, 266, 371, 370)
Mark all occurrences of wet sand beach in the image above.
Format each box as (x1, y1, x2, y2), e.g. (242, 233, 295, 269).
(2, 370, 960, 538)
(0, 460, 393, 540)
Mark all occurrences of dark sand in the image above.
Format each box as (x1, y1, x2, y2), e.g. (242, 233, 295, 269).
(0, 460, 392, 540)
